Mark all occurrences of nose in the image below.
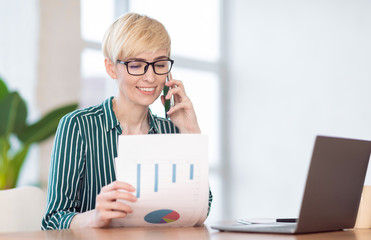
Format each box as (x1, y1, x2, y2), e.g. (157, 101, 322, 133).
(143, 65, 156, 82)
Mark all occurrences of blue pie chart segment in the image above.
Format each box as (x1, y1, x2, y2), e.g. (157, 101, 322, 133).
(144, 209, 180, 224)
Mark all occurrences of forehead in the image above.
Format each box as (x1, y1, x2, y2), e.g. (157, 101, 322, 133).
(126, 49, 169, 61)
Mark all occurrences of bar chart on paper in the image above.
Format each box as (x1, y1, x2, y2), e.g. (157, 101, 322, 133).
(134, 162, 196, 198)
(113, 134, 209, 227)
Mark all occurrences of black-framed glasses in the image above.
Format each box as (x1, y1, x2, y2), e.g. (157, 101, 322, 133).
(116, 58, 174, 76)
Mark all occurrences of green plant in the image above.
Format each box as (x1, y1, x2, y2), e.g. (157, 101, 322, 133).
(0, 76, 78, 189)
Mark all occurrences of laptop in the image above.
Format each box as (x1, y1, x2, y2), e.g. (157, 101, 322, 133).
(211, 135, 371, 234)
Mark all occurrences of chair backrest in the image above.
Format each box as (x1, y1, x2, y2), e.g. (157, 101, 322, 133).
(0, 186, 46, 232)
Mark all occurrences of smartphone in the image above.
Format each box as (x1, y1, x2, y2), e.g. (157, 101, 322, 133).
(163, 74, 174, 119)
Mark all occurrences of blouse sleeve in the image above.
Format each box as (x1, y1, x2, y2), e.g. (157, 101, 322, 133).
(41, 113, 85, 230)
(208, 188, 213, 216)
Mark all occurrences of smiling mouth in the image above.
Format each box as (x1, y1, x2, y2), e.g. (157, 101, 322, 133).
(137, 87, 155, 92)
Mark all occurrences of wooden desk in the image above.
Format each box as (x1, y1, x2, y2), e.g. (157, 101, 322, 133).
(0, 226, 370, 240)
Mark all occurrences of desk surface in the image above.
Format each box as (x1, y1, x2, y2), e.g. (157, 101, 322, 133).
(0, 226, 370, 240)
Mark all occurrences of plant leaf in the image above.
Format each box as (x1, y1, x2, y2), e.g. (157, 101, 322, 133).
(7, 144, 30, 189)
(12, 94, 28, 135)
(0, 76, 9, 101)
(0, 137, 11, 189)
(0, 92, 27, 136)
(17, 103, 78, 144)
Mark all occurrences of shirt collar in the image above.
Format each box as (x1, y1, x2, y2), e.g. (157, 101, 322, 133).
(103, 97, 160, 134)
(148, 108, 160, 134)
(103, 96, 122, 134)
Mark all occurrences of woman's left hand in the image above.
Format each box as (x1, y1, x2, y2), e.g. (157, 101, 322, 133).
(161, 73, 201, 133)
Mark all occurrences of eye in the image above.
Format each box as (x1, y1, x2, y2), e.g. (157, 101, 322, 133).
(155, 61, 168, 68)
(128, 61, 144, 69)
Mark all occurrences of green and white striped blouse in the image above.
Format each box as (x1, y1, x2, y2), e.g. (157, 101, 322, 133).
(41, 97, 212, 230)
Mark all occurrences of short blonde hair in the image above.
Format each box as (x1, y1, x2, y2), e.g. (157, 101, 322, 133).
(102, 12, 171, 62)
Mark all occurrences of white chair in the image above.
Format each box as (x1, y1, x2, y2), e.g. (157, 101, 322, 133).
(0, 186, 46, 232)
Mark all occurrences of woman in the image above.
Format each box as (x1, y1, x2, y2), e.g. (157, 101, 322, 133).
(41, 12, 212, 230)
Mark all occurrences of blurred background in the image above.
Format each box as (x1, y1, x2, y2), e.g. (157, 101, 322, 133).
(1, 0, 371, 225)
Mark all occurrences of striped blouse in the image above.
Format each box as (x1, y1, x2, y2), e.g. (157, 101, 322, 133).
(41, 97, 212, 230)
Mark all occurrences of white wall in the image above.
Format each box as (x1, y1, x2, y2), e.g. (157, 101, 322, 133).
(227, 0, 371, 219)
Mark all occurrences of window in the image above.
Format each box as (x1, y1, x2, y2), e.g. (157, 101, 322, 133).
(80, 0, 117, 107)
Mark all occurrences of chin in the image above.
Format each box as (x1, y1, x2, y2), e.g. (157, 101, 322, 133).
(137, 98, 158, 107)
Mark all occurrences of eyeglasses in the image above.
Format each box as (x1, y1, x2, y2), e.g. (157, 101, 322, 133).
(116, 59, 174, 76)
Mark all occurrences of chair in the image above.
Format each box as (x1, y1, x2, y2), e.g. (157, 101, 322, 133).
(0, 186, 46, 232)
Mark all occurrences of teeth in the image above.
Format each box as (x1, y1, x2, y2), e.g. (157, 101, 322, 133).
(138, 87, 155, 92)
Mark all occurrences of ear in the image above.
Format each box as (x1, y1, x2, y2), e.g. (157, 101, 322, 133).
(104, 58, 118, 79)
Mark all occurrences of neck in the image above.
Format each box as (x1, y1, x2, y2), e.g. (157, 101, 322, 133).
(112, 96, 150, 135)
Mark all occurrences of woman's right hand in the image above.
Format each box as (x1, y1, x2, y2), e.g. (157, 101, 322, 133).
(91, 181, 137, 228)
(70, 181, 137, 228)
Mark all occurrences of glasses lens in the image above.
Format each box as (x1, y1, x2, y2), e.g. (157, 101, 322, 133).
(154, 60, 172, 75)
(126, 60, 173, 75)
(127, 61, 146, 75)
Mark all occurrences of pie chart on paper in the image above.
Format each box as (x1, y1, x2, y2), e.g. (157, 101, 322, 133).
(144, 209, 180, 224)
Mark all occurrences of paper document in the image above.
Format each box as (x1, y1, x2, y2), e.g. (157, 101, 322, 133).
(111, 134, 209, 227)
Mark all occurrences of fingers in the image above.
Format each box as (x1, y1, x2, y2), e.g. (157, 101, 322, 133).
(165, 80, 184, 92)
(96, 197, 134, 214)
(165, 73, 185, 91)
(101, 181, 135, 193)
(91, 181, 138, 227)
(97, 188, 137, 203)
(165, 86, 188, 102)
(163, 75, 192, 115)
(94, 200, 131, 222)
(165, 77, 188, 101)
(96, 181, 137, 215)
(166, 101, 188, 115)
(97, 210, 128, 221)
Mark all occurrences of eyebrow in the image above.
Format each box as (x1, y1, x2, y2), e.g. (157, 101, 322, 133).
(127, 56, 169, 61)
